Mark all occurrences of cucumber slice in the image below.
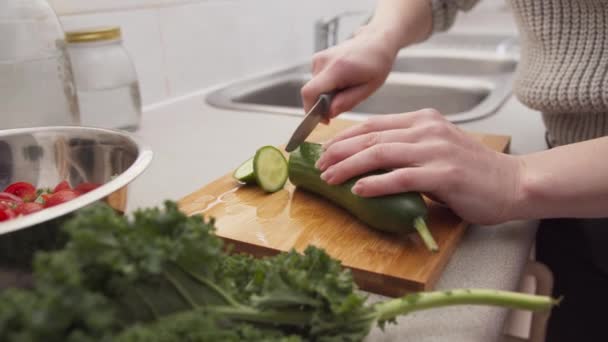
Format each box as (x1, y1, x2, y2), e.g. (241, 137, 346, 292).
(233, 157, 255, 183)
(253, 146, 288, 193)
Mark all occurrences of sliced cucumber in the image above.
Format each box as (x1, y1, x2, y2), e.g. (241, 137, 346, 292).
(253, 146, 288, 193)
(233, 157, 255, 184)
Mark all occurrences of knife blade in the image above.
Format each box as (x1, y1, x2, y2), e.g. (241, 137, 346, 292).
(285, 92, 335, 152)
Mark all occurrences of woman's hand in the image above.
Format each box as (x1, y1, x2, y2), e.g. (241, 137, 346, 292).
(316, 109, 524, 225)
(300, 26, 399, 120)
(300, 0, 433, 120)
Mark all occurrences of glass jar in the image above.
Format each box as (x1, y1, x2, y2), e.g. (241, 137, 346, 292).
(0, 0, 80, 129)
(66, 27, 141, 131)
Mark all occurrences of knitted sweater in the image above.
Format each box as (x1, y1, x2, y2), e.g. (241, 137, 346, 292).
(431, 0, 608, 146)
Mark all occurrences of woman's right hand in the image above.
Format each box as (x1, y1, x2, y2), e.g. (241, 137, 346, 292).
(300, 26, 400, 120)
(300, 0, 434, 120)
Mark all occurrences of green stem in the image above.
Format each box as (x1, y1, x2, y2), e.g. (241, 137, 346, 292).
(413, 217, 438, 252)
(208, 306, 312, 327)
(374, 289, 559, 322)
(162, 270, 199, 309)
(175, 262, 242, 308)
(134, 287, 161, 320)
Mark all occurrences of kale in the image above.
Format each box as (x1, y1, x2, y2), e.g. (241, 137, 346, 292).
(0, 201, 558, 342)
(0, 284, 116, 342)
(115, 309, 302, 342)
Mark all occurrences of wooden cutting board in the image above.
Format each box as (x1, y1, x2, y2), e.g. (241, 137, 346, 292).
(179, 119, 510, 297)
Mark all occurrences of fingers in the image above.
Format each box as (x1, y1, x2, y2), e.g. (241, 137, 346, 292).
(301, 67, 340, 114)
(324, 108, 444, 147)
(320, 143, 424, 185)
(303, 52, 330, 112)
(302, 51, 359, 113)
(327, 83, 376, 118)
(317, 127, 426, 171)
(302, 53, 378, 115)
(311, 50, 330, 76)
(352, 168, 439, 197)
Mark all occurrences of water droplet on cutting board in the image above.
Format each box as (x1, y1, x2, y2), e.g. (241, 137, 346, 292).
(219, 188, 239, 202)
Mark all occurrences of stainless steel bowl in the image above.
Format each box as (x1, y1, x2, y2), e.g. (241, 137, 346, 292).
(0, 126, 152, 235)
(0, 126, 152, 287)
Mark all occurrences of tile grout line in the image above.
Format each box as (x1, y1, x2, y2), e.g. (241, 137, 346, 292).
(55, 0, 238, 17)
(154, 8, 173, 99)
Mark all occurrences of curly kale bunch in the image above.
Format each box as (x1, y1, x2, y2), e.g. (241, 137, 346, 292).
(0, 202, 373, 341)
(0, 202, 557, 342)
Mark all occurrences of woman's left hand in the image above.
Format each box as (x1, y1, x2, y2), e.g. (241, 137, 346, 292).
(316, 109, 524, 225)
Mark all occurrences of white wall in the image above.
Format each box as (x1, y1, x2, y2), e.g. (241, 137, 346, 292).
(50, 0, 376, 108)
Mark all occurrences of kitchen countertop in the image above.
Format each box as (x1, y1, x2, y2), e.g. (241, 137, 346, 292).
(126, 86, 549, 341)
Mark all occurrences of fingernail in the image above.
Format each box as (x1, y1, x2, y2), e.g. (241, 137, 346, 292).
(352, 183, 362, 195)
(320, 172, 328, 182)
(319, 162, 329, 172)
(321, 168, 334, 183)
(315, 159, 325, 170)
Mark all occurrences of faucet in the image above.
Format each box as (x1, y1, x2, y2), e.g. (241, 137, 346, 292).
(314, 11, 370, 52)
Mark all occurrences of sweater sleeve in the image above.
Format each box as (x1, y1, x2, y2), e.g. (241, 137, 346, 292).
(431, 0, 481, 32)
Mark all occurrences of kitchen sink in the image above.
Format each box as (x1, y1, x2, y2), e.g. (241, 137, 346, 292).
(207, 35, 518, 123)
(391, 54, 517, 76)
(233, 72, 492, 116)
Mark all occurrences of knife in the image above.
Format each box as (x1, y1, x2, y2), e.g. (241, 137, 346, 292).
(285, 92, 335, 152)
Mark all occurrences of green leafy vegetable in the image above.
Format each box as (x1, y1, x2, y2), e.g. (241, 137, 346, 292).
(115, 310, 302, 342)
(0, 202, 558, 341)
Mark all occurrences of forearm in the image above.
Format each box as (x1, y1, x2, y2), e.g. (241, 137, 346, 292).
(512, 137, 608, 219)
(364, 0, 433, 54)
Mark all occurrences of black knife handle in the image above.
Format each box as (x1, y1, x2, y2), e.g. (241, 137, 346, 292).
(319, 91, 336, 114)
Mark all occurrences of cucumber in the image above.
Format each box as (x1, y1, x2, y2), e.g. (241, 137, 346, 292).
(233, 157, 255, 184)
(253, 146, 288, 193)
(288, 142, 438, 252)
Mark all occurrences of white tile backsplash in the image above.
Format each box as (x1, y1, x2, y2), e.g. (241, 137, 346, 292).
(159, 0, 375, 98)
(51, 0, 510, 108)
(159, 1, 243, 96)
(53, 0, 375, 107)
(49, 0, 196, 15)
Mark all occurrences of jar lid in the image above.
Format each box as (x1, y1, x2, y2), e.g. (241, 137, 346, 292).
(65, 27, 122, 43)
